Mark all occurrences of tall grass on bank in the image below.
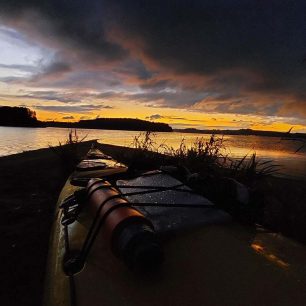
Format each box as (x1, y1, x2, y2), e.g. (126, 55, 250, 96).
(162, 135, 227, 173)
(49, 129, 87, 172)
(228, 153, 281, 184)
(122, 131, 168, 169)
(128, 132, 227, 172)
(132, 131, 158, 152)
(130, 132, 279, 183)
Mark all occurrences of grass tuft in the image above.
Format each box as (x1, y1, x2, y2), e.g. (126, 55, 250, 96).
(162, 135, 228, 175)
(49, 129, 87, 173)
(129, 132, 280, 184)
(228, 153, 281, 184)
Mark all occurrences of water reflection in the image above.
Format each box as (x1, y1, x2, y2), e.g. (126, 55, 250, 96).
(0, 126, 305, 178)
(251, 243, 290, 269)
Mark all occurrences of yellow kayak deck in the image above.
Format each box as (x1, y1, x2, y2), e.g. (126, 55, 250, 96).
(44, 170, 306, 306)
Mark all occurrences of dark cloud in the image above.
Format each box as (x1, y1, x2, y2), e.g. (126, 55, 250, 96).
(0, 76, 25, 83)
(146, 114, 205, 122)
(0, 60, 72, 85)
(95, 91, 120, 99)
(0, 67, 124, 91)
(21, 61, 73, 85)
(33, 103, 112, 113)
(0, 0, 128, 63)
(146, 114, 163, 120)
(0, 90, 96, 103)
(0, 63, 37, 73)
(37, 61, 71, 77)
(113, 59, 153, 81)
(140, 79, 175, 91)
(62, 115, 74, 119)
(109, 1, 306, 74)
(49, 71, 122, 89)
(18, 90, 81, 103)
(128, 90, 208, 108)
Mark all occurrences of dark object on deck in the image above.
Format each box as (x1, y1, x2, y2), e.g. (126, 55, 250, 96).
(85, 178, 163, 270)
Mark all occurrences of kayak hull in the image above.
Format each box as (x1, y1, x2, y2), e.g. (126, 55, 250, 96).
(44, 149, 306, 306)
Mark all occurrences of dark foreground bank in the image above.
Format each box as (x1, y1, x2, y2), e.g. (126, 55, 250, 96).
(0, 141, 95, 306)
(1, 142, 306, 306)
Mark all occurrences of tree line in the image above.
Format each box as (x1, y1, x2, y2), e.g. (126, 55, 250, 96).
(0, 106, 172, 131)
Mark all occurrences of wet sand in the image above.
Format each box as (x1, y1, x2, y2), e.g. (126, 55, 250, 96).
(0, 142, 305, 306)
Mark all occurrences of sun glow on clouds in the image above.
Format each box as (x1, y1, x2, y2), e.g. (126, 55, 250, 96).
(0, 0, 306, 134)
(2, 87, 306, 132)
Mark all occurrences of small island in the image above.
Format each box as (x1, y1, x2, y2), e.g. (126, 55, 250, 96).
(46, 117, 173, 132)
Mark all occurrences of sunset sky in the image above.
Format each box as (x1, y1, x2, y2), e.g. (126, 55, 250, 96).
(0, 1, 306, 131)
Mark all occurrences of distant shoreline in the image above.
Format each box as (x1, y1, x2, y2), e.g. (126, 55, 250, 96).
(1, 124, 305, 140)
(0, 119, 172, 132)
(1, 106, 305, 138)
(174, 128, 306, 139)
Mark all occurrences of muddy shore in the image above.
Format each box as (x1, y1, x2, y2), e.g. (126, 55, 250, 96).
(0, 142, 305, 306)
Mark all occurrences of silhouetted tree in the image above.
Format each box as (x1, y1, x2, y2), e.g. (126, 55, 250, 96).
(0, 106, 44, 127)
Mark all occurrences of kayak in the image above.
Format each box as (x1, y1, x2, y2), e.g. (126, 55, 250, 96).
(44, 147, 306, 306)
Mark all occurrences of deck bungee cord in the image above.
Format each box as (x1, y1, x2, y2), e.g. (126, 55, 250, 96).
(60, 171, 217, 276)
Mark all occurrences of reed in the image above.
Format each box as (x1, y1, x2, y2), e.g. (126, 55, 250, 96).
(161, 135, 228, 175)
(49, 129, 87, 172)
(281, 127, 306, 153)
(131, 132, 279, 178)
(228, 153, 281, 184)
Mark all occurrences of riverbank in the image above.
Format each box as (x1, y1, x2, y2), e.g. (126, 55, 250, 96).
(0, 142, 305, 306)
(0, 141, 95, 306)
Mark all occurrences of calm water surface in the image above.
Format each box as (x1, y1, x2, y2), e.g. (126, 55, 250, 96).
(0, 126, 305, 179)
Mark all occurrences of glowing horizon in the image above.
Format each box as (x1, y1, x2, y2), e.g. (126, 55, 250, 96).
(1, 2, 306, 133)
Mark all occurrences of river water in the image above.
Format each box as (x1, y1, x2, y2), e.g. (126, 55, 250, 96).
(0, 126, 305, 179)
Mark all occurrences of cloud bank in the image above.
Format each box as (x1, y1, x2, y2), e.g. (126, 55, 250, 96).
(0, 0, 306, 119)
